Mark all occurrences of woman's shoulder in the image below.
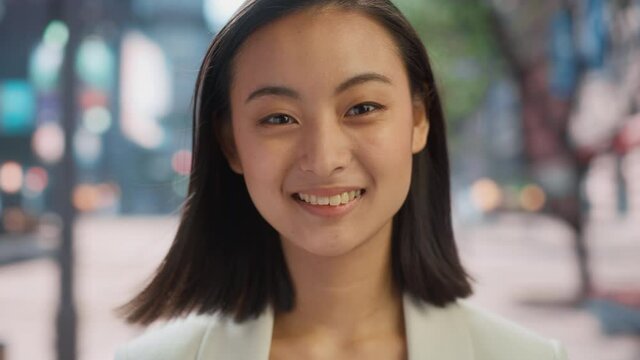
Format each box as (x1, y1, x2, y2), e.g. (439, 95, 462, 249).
(115, 309, 274, 360)
(454, 301, 567, 360)
(115, 313, 218, 360)
(116, 300, 568, 360)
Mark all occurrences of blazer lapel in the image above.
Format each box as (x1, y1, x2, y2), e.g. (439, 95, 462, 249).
(198, 295, 474, 360)
(198, 306, 274, 360)
(403, 293, 474, 360)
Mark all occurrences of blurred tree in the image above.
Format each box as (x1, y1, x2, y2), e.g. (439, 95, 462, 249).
(400, 0, 637, 304)
(395, 0, 502, 129)
(481, 0, 638, 303)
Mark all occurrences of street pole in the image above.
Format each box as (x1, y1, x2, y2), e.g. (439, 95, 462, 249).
(56, 0, 79, 358)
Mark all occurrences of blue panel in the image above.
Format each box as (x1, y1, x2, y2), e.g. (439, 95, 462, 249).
(549, 10, 577, 98)
(579, 0, 609, 69)
(0, 80, 36, 135)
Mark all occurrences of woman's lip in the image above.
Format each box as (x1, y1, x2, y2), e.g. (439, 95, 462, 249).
(291, 187, 365, 197)
(293, 192, 363, 218)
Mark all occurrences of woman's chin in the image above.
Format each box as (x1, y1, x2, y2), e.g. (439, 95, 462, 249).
(283, 235, 364, 258)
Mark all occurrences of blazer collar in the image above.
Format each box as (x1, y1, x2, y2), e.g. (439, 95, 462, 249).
(403, 293, 474, 360)
(197, 307, 274, 359)
(199, 294, 474, 360)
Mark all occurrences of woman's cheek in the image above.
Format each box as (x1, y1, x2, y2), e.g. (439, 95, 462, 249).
(362, 124, 412, 162)
(243, 137, 291, 186)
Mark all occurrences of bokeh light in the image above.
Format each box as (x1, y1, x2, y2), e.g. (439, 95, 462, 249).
(73, 184, 100, 212)
(24, 166, 49, 194)
(80, 90, 108, 109)
(29, 42, 64, 90)
(470, 178, 502, 212)
(72, 183, 121, 212)
(520, 184, 546, 212)
(73, 128, 103, 165)
(171, 150, 191, 176)
(32, 122, 65, 164)
(76, 36, 115, 90)
(0, 161, 23, 194)
(82, 106, 112, 135)
(43, 20, 69, 48)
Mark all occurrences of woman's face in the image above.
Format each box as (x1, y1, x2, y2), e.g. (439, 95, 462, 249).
(226, 7, 429, 257)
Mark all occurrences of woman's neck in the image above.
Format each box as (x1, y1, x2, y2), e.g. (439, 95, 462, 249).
(274, 220, 405, 344)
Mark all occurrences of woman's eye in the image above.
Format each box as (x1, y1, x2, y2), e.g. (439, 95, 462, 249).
(260, 114, 296, 126)
(346, 103, 383, 117)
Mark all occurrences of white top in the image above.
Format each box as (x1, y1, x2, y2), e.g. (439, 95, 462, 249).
(115, 293, 568, 360)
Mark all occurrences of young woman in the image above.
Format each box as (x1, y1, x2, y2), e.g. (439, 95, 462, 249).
(116, 0, 568, 359)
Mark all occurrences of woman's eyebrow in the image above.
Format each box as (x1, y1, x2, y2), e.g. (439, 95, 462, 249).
(245, 86, 300, 104)
(334, 72, 392, 95)
(245, 72, 393, 104)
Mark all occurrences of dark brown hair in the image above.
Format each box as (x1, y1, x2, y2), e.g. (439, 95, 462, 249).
(121, 0, 472, 325)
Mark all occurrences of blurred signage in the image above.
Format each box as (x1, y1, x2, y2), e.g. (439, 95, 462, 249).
(550, 9, 577, 98)
(578, 0, 608, 69)
(0, 80, 35, 135)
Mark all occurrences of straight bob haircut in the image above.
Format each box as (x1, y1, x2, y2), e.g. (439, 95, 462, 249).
(121, 0, 473, 325)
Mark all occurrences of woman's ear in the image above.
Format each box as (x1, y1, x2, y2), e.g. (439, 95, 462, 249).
(411, 98, 430, 154)
(219, 122, 244, 174)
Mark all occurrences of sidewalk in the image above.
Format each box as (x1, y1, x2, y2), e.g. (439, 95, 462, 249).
(0, 215, 638, 360)
(457, 213, 640, 360)
(0, 216, 177, 360)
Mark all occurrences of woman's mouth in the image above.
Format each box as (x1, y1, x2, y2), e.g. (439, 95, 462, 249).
(293, 189, 366, 206)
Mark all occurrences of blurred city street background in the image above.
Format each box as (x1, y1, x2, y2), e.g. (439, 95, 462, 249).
(1, 0, 639, 359)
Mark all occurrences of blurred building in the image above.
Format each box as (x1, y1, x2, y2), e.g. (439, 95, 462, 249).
(0, 0, 233, 237)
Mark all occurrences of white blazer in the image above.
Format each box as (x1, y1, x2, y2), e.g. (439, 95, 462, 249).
(116, 293, 568, 359)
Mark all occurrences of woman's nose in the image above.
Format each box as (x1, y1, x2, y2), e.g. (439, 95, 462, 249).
(298, 116, 352, 178)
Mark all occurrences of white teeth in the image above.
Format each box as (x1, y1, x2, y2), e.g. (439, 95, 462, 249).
(297, 190, 364, 206)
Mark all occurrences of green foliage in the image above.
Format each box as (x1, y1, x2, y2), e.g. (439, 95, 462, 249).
(394, 0, 502, 126)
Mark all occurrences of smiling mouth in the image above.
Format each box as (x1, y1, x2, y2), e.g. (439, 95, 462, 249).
(292, 189, 366, 206)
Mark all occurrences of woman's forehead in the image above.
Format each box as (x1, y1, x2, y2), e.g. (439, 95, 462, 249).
(231, 8, 407, 98)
